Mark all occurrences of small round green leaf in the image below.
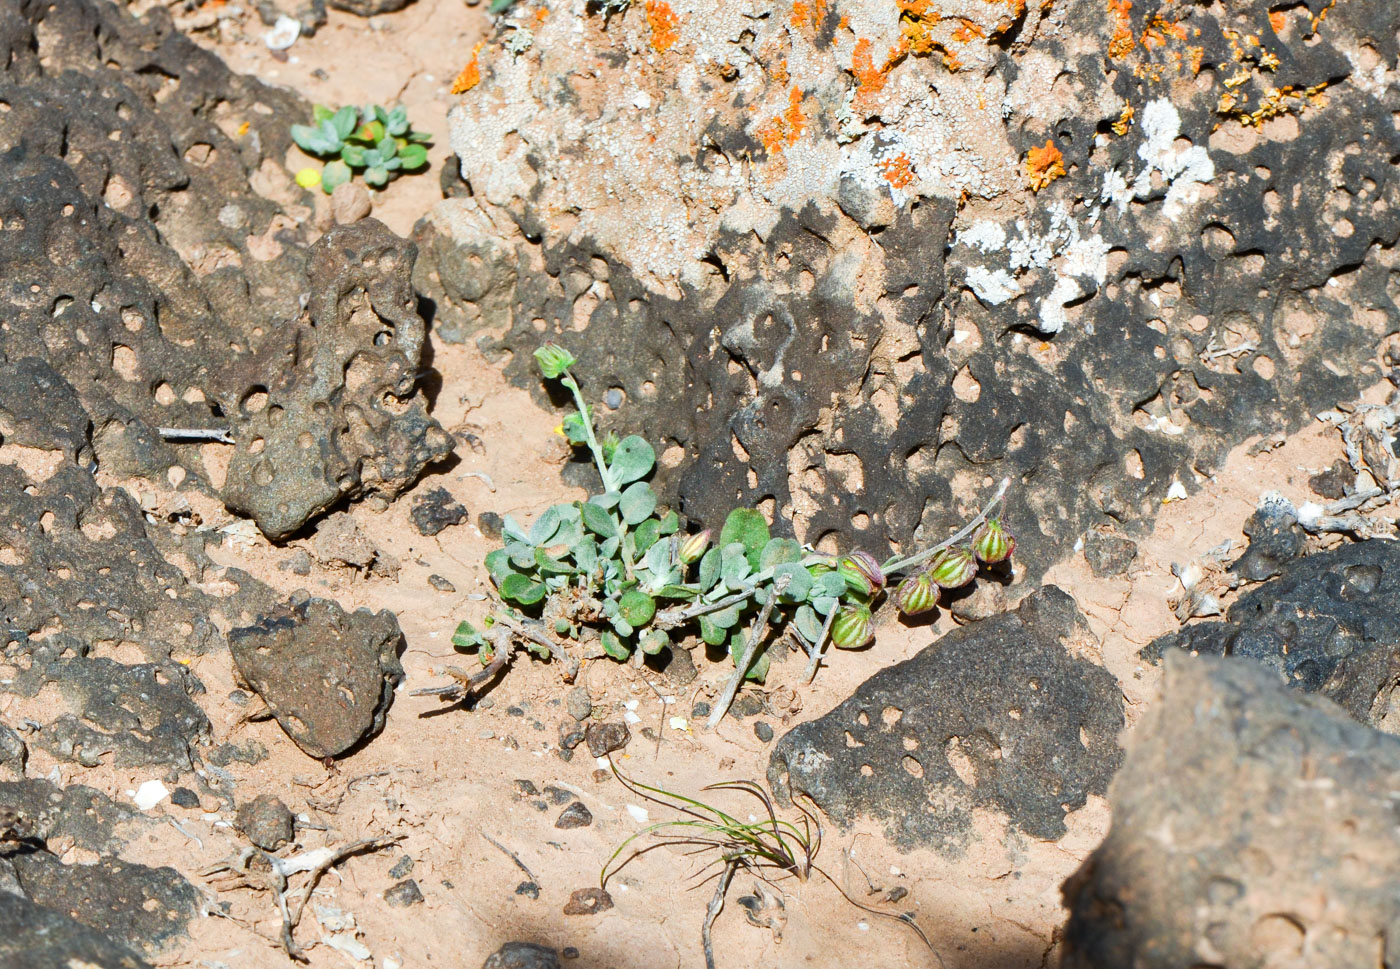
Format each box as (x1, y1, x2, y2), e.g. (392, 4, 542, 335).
(618, 589, 656, 627)
(499, 573, 545, 605)
(619, 482, 657, 526)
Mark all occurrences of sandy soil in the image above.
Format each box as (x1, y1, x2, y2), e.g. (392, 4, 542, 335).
(32, 3, 1385, 967)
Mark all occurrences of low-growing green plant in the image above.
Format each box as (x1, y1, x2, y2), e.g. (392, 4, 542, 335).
(291, 103, 431, 193)
(424, 343, 1014, 725)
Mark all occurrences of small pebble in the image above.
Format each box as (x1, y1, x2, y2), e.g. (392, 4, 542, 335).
(567, 686, 592, 722)
(543, 785, 573, 805)
(388, 856, 414, 879)
(169, 787, 200, 809)
(383, 879, 424, 907)
(513, 779, 540, 797)
(479, 729, 496, 740)
(754, 722, 774, 743)
(584, 721, 630, 758)
(555, 801, 593, 829)
(591, 769, 610, 784)
(563, 887, 613, 916)
(556, 748, 575, 763)
(507, 705, 525, 718)
(428, 574, 456, 593)
(691, 701, 711, 718)
(477, 511, 504, 540)
(562, 947, 580, 960)
(515, 880, 540, 899)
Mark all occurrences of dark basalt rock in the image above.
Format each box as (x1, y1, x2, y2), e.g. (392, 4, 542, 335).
(235, 794, 295, 851)
(0, 0, 448, 539)
(0, 779, 145, 855)
(1230, 501, 1306, 582)
(0, 892, 152, 969)
(431, 0, 1400, 587)
(10, 851, 200, 959)
(1082, 531, 1138, 578)
(768, 587, 1122, 854)
(229, 597, 405, 758)
(1061, 651, 1400, 969)
(483, 942, 562, 969)
(583, 721, 629, 758)
(327, 0, 416, 15)
(220, 221, 453, 540)
(1144, 541, 1400, 731)
(410, 485, 469, 536)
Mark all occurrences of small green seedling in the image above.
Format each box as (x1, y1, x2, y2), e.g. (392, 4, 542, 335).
(602, 762, 939, 969)
(419, 343, 1015, 724)
(291, 103, 431, 193)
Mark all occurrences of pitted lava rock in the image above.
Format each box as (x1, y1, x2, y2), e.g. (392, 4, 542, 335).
(1062, 652, 1400, 968)
(768, 587, 1122, 853)
(235, 794, 295, 851)
(9, 852, 201, 959)
(0, 892, 152, 969)
(229, 597, 404, 758)
(220, 221, 452, 539)
(0, 0, 448, 538)
(1144, 541, 1400, 731)
(429, 0, 1400, 583)
(410, 485, 468, 536)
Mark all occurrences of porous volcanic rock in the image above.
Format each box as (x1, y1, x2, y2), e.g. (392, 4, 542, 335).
(425, 0, 1400, 582)
(1145, 540, 1400, 732)
(768, 587, 1122, 853)
(9, 852, 200, 959)
(1061, 651, 1400, 968)
(0, 892, 152, 969)
(229, 597, 404, 758)
(0, 0, 448, 539)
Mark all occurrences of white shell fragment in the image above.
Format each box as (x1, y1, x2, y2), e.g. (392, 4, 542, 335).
(132, 780, 170, 811)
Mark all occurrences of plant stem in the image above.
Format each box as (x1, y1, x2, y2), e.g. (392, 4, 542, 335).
(880, 476, 1010, 576)
(654, 585, 756, 629)
(702, 861, 737, 969)
(802, 606, 837, 684)
(707, 575, 788, 730)
(561, 371, 616, 493)
(562, 369, 638, 577)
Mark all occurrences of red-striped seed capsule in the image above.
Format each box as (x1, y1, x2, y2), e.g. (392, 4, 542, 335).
(837, 551, 886, 598)
(830, 603, 874, 649)
(928, 545, 978, 589)
(971, 518, 1016, 564)
(893, 571, 939, 616)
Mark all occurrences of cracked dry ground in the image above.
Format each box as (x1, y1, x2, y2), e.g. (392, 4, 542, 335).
(4, 0, 1400, 967)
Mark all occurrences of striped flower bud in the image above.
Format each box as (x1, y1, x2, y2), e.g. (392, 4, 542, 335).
(678, 529, 711, 564)
(971, 518, 1015, 564)
(838, 551, 886, 598)
(533, 341, 576, 379)
(893, 571, 939, 616)
(830, 603, 874, 649)
(928, 545, 978, 589)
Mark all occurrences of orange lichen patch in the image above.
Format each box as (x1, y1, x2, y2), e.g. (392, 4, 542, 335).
(1026, 139, 1065, 191)
(535, 6, 548, 20)
(1107, 0, 1135, 58)
(791, 0, 829, 30)
(838, 14, 849, 29)
(852, 39, 888, 94)
(1268, 9, 1287, 32)
(1187, 45, 1205, 73)
(451, 43, 484, 94)
(1141, 13, 1187, 48)
(1111, 102, 1135, 135)
(771, 57, 790, 85)
(1309, 0, 1335, 31)
(645, 0, 681, 53)
(951, 18, 986, 42)
(757, 87, 808, 156)
(879, 153, 915, 188)
(898, 0, 942, 55)
(236, 120, 250, 137)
